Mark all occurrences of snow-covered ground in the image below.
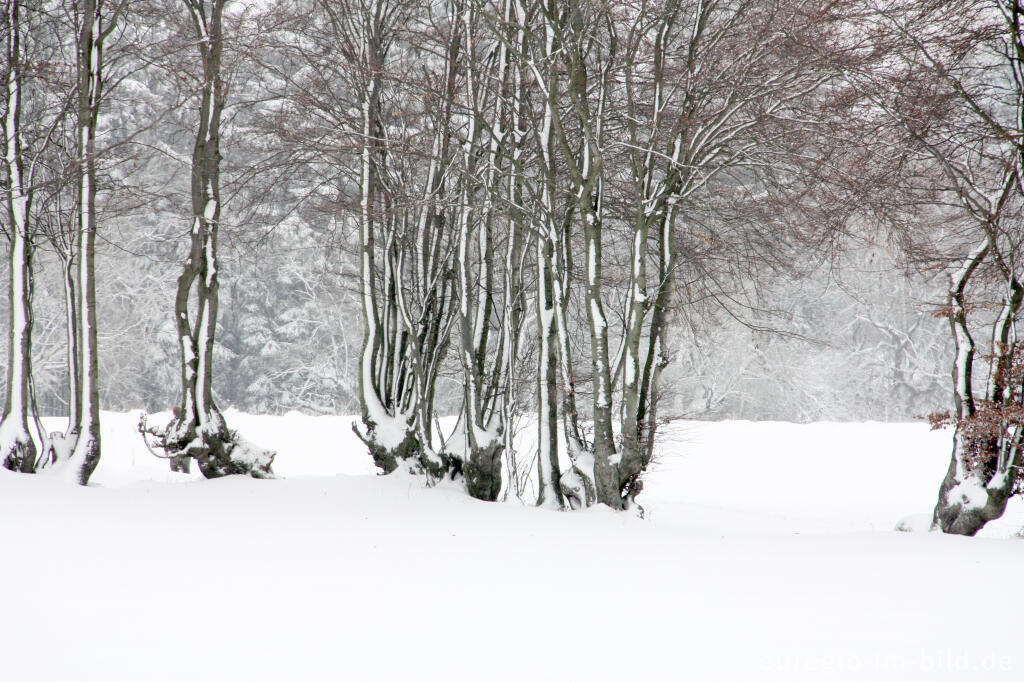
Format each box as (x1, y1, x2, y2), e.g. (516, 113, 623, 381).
(2, 412, 1023, 681)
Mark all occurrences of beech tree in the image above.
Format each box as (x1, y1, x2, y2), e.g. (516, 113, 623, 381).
(914, 2, 1024, 536)
(451, 0, 534, 500)
(0, 0, 38, 472)
(58, 0, 113, 484)
(264, 0, 463, 477)
(839, 0, 1024, 535)
(139, 0, 274, 478)
(0, 0, 108, 478)
(513, 0, 836, 509)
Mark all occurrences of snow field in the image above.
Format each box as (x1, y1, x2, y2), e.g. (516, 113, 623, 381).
(1, 414, 1023, 681)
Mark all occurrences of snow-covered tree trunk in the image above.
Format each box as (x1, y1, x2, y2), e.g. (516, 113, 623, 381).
(580, 208, 619, 509)
(557, 2, 620, 508)
(353, 3, 393, 469)
(535, 229, 562, 508)
(635, 206, 675, 470)
(0, 193, 35, 474)
(526, 0, 593, 509)
(932, 240, 1023, 535)
(62, 255, 80, 431)
(499, 0, 530, 502)
(60, 0, 107, 485)
(141, 0, 274, 479)
(350, 0, 453, 480)
(453, 0, 522, 502)
(0, 0, 37, 473)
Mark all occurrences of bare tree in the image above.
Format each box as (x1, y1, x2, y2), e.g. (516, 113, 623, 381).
(139, 0, 274, 478)
(838, 0, 1024, 534)
(58, 0, 119, 484)
(514, 0, 835, 509)
(244, 0, 848, 508)
(1, 1, 83, 473)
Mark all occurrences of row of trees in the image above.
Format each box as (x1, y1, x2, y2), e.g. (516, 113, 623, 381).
(0, 0, 116, 483)
(0, 1, 1021, 533)
(0, 0, 273, 483)
(273, 0, 844, 510)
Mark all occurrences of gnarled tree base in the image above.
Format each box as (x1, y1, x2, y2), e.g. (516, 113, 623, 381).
(560, 464, 597, 510)
(464, 441, 503, 501)
(68, 432, 101, 486)
(0, 428, 36, 473)
(140, 413, 275, 479)
(557, 449, 647, 511)
(36, 431, 78, 471)
(354, 421, 449, 481)
(932, 458, 1013, 536)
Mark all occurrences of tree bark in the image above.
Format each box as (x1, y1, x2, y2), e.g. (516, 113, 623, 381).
(62, 255, 81, 432)
(0, 1, 37, 473)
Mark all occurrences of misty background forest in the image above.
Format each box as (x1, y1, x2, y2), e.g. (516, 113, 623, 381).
(8, 2, 953, 424)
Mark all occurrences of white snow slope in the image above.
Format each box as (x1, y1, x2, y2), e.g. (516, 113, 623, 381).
(2, 412, 1023, 682)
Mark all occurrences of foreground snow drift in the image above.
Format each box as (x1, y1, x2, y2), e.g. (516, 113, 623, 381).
(2, 415, 1023, 681)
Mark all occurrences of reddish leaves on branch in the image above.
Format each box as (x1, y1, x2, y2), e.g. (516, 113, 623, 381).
(929, 345, 1024, 488)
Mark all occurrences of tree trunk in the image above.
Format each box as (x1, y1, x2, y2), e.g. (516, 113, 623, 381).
(536, 230, 563, 508)
(931, 243, 1022, 535)
(0, 227, 37, 474)
(617, 210, 652, 501)
(501, 0, 531, 502)
(142, 0, 274, 479)
(582, 207, 620, 510)
(350, 0, 458, 482)
(63, 0, 104, 486)
(933, 432, 1018, 536)
(62, 255, 81, 432)
(636, 208, 676, 473)
(0, 0, 37, 474)
(455, 2, 509, 502)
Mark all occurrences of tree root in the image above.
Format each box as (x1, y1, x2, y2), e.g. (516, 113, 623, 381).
(139, 413, 274, 479)
(353, 420, 451, 482)
(464, 441, 503, 501)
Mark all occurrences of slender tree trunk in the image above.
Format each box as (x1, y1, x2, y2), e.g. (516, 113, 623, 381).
(581, 205, 620, 509)
(571, 25, 618, 508)
(536, 232, 562, 507)
(456, 1, 512, 501)
(62, 255, 81, 431)
(636, 208, 676, 470)
(500, 0, 531, 502)
(0, 0, 37, 474)
(1, 224, 36, 474)
(617, 210, 651, 499)
(63, 0, 104, 485)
